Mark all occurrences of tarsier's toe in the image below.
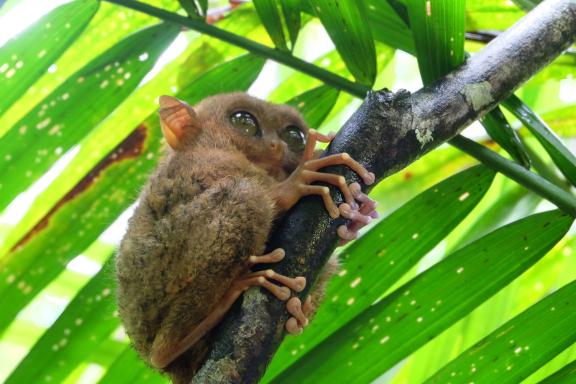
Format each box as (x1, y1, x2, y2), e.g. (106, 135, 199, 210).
(337, 224, 358, 242)
(303, 295, 314, 317)
(337, 182, 379, 246)
(365, 172, 376, 185)
(248, 248, 285, 266)
(339, 203, 372, 225)
(285, 297, 309, 334)
(264, 270, 306, 292)
(285, 317, 303, 334)
(287, 297, 308, 325)
(293, 277, 306, 292)
(277, 286, 291, 300)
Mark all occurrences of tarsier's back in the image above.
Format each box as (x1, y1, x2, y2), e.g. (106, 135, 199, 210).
(116, 154, 216, 381)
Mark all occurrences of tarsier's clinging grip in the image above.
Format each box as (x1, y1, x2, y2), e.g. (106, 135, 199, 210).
(116, 93, 377, 383)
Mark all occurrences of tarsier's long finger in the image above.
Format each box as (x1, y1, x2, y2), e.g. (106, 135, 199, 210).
(269, 271, 306, 292)
(249, 270, 306, 292)
(300, 185, 340, 218)
(314, 130, 337, 143)
(349, 219, 366, 233)
(302, 129, 319, 161)
(301, 170, 354, 204)
(303, 129, 335, 160)
(339, 203, 372, 225)
(238, 275, 291, 300)
(287, 297, 309, 327)
(337, 225, 358, 243)
(338, 221, 363, 246)
(247, 248, 285, 267)
(349, 182, 379, 216)
(305, 153, 375, 185)
(338, 198, 375, 247)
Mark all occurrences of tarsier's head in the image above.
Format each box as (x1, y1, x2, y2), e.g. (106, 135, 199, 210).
(158, 93, 310, 180)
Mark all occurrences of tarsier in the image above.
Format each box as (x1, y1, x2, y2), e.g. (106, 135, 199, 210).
(116, 93, 377, 383)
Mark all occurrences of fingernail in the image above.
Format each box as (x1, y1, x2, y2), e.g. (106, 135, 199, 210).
(370, 211, 380, 219)
(350, 201, 359, 210)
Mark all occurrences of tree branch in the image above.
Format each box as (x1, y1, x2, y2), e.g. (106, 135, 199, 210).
(106, 0, 573, 215)
(193, 0, 576, 382)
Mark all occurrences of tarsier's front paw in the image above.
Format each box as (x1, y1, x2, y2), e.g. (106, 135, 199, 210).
(272, 129, 375, 218)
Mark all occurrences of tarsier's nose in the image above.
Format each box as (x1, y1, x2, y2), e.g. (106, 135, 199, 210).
(269, 140, 284, 152)
(268, 140, 287, 160)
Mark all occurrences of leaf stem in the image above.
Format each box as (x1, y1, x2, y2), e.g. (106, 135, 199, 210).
(103, 0, 369, 97)
(451, 135, 576, 216)
(521, 137, 571, 191)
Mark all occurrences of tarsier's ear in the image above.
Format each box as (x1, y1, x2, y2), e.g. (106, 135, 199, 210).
(158, 95, 200, 150)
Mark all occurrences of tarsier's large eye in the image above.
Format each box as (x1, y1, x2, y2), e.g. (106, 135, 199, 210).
(280, 125, 306, 153)
(230, 111, 261, 137)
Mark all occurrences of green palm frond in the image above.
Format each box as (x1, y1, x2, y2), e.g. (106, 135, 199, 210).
(0, 0, 574, 383)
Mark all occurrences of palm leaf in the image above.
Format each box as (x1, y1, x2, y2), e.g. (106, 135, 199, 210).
(0, 1, 574, 382)
(5, 253, 118, 384)
(309, 0, 377, 86)
(503, 95, 576, 186)
(0, 22, 180, 213)
(426, 280, 576, 383)
(265, 165, 495, 380)
(271, 211, 573, 383)
(0, 53, 265, 334)
(0, 0, 99, 115)
(253, 0, 290, 52)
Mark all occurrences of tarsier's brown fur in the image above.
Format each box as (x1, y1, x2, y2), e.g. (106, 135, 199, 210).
(116, 93, 374, 383)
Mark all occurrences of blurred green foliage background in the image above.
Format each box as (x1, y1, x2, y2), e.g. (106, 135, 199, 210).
(0, 0, 574, 383)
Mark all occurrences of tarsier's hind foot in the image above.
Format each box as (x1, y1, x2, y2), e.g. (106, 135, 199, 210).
(285, 254, 341, 335)
(149, 248, 306, 369)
